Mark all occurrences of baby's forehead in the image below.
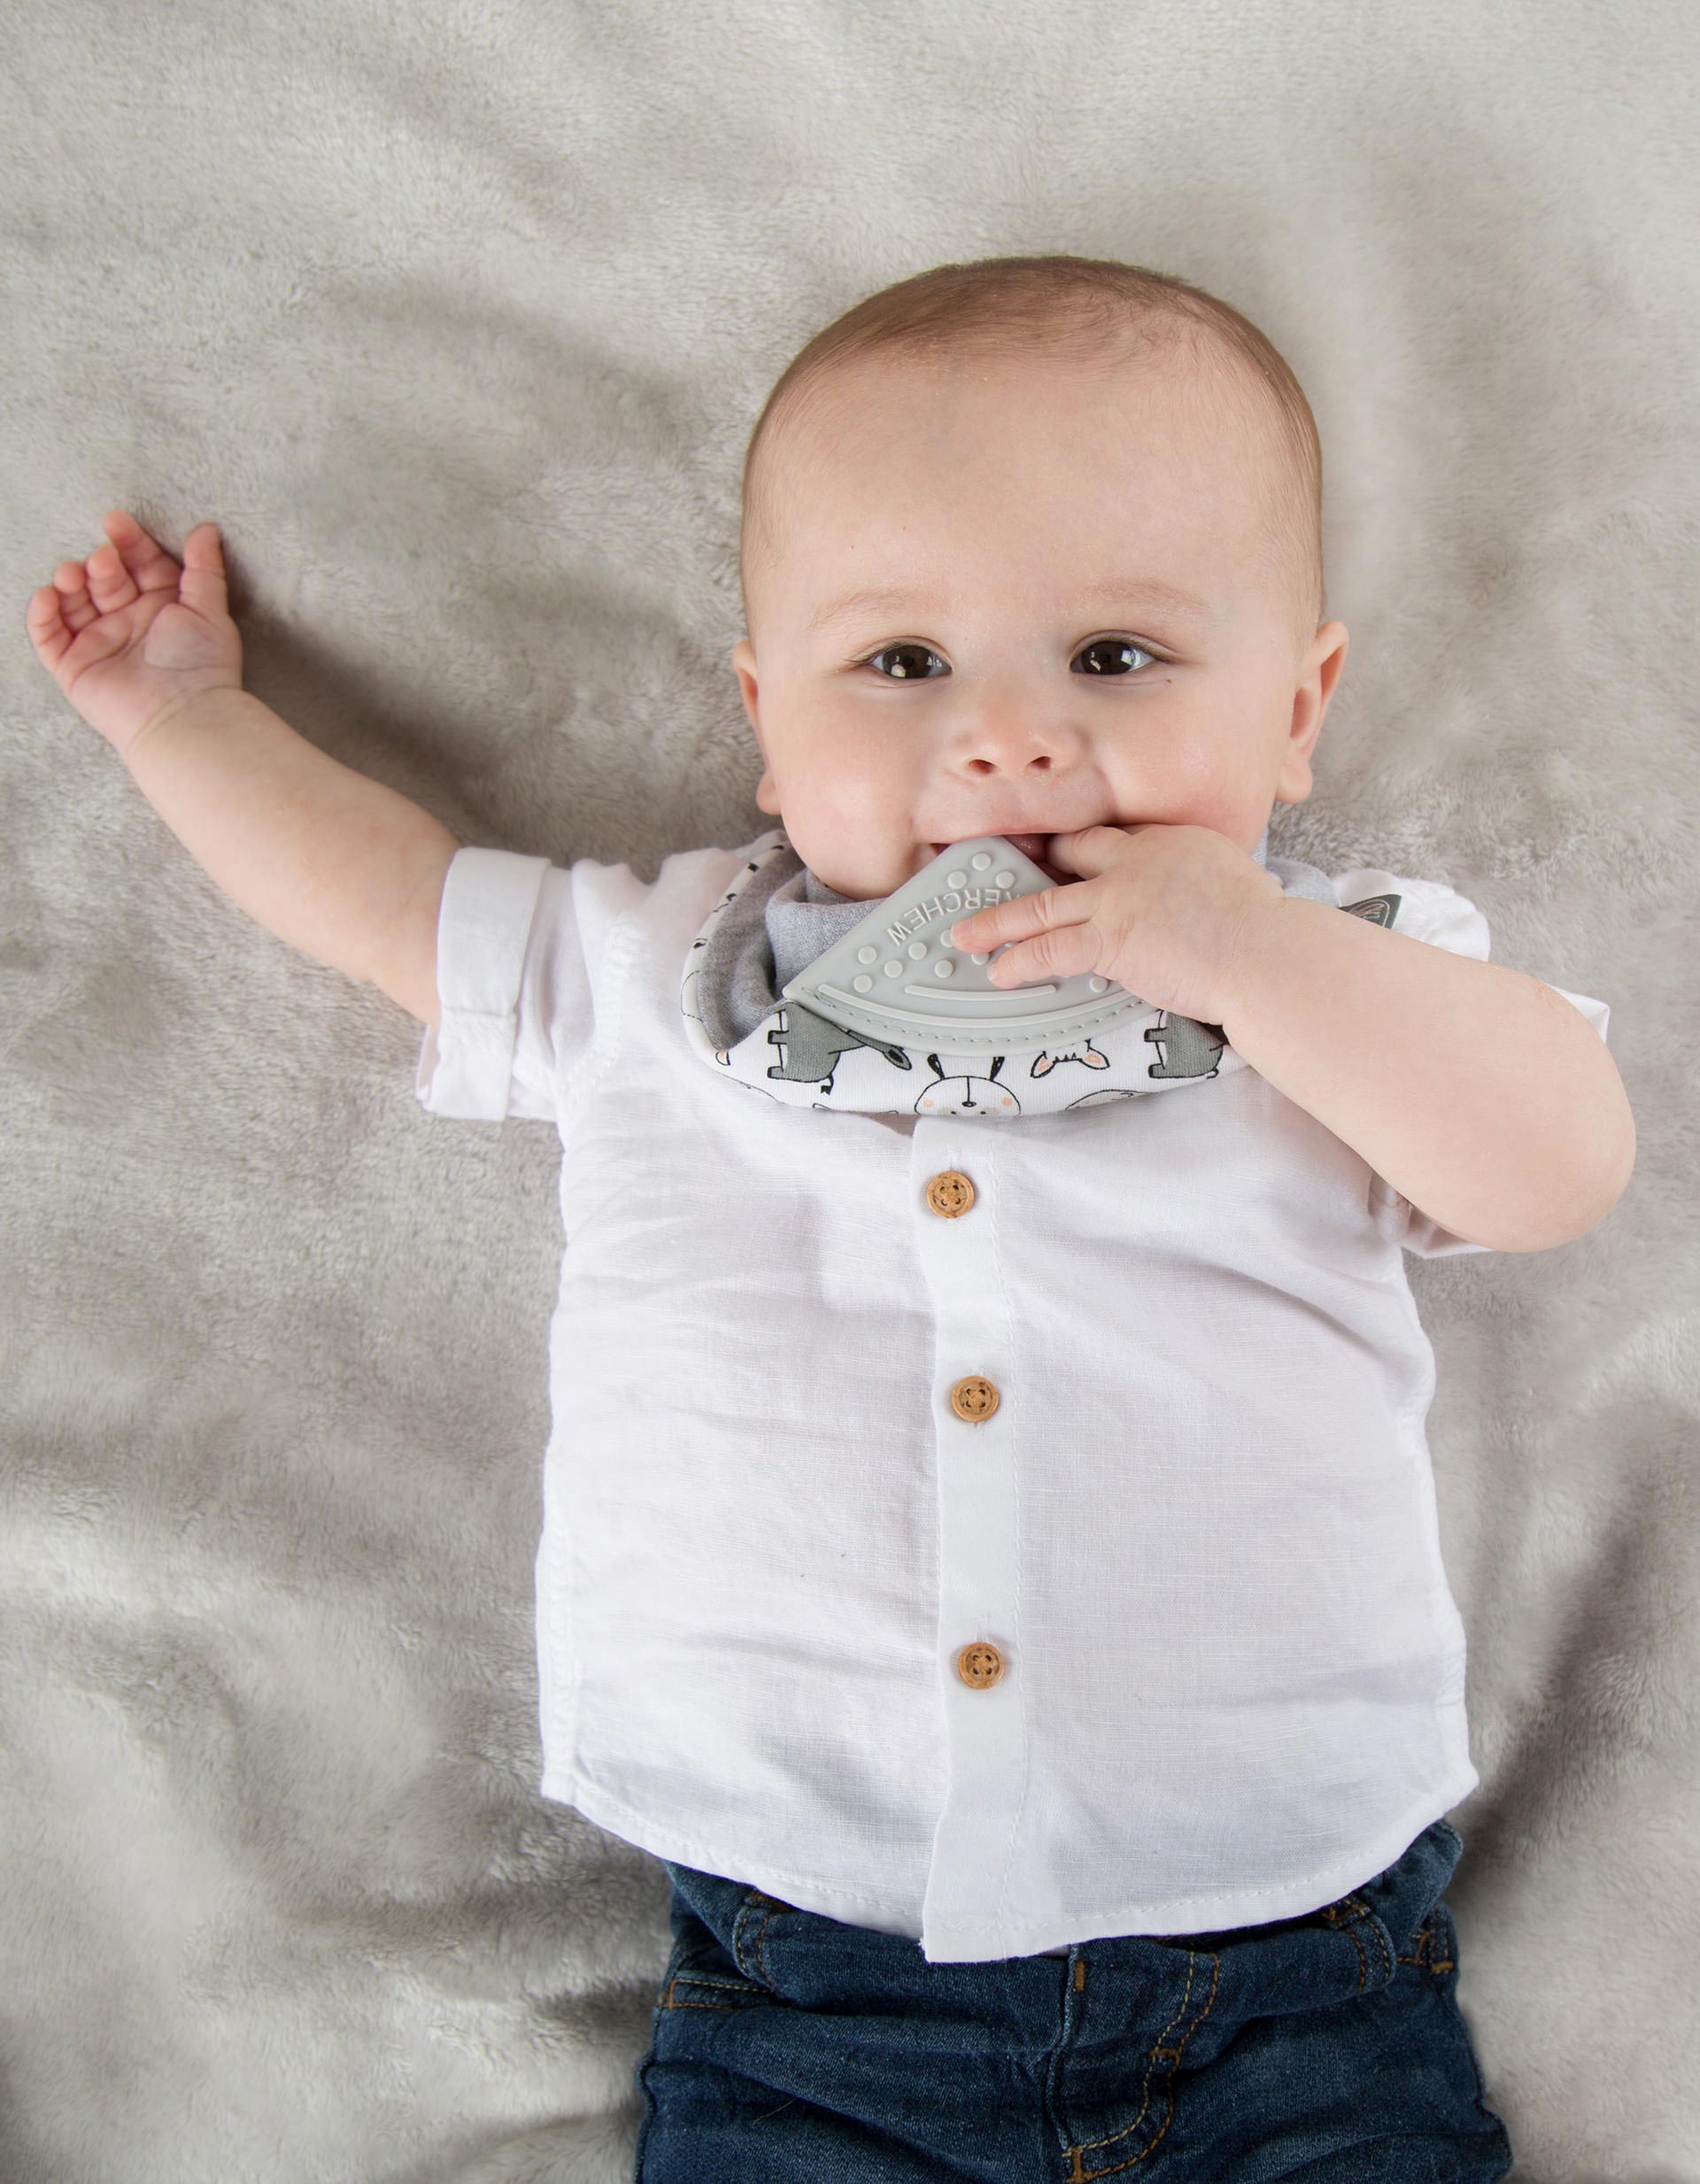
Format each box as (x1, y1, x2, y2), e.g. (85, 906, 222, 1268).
(746, 345, 1302, 628)
(782, 351, 1274, 485)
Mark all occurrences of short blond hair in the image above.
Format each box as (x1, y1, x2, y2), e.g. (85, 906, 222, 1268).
(740, 252, 1325, 652)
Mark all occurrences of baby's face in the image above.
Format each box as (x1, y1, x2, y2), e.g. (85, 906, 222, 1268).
(733, 351, 1348, 901)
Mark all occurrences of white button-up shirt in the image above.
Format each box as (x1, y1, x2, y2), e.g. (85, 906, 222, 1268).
(414, 832, 1611, 1964)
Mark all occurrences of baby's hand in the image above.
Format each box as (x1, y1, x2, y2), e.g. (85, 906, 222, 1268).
(948, 822, 1285, 1027)
(26, 510, 243, 756)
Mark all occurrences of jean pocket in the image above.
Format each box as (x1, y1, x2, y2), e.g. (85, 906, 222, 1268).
(654, 1900, 773, 2013)
(1210, 1885, 1401, 2018)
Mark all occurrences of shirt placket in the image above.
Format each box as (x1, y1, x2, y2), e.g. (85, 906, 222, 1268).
(910, 1121, 1024, 1955)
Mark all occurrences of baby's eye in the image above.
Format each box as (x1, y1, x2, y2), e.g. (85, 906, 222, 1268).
(859, 641, 946, 681)
(855, 637, 1160, 681)
(1076, 637, 1159, 676)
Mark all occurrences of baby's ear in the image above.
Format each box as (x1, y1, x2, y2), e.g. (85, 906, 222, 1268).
(731, 637, 760, 719)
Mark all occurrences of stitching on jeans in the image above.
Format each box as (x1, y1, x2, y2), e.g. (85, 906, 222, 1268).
(1397, 1914, 1455, 1974)
(661, 1969, 768, 2010)
(1315, 1890, 1369, 1925)
(1345, 1902, 1393, 1989)
(1341, 1912, 1372, 1994)
(730, 1890, 786, 1989)
(750, 1901, 781, 1987)
(1066, 1947, 1221, 2178)
(1312, 1890, 1395, 1992)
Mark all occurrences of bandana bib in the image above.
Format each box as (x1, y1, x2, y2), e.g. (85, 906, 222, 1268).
(680, 830, 1387, 1118)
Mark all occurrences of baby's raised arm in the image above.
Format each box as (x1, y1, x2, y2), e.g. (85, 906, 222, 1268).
(27, 511, 458, 1025)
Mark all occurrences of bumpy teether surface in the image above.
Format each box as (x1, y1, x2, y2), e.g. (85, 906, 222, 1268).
(779, 837, 1151, 1054)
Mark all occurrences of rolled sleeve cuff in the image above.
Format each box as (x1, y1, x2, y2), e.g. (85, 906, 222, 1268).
(414, 846, 552, 1121)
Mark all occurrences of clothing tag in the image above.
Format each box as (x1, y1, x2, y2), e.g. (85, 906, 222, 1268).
(778, 837, 1150, 1055)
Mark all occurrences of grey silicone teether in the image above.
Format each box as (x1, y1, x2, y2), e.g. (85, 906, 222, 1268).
(779, 837, 1152, 1054)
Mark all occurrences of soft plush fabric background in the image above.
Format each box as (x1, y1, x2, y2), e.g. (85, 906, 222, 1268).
(2, 1, 1693, 2177)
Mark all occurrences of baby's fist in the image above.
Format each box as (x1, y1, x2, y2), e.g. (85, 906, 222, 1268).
(27, 509, 243, 756)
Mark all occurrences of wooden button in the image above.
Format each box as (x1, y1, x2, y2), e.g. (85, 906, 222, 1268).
(948, 1376, 1000, 1424)
(956, 1642, 1005, 1689)
(925, 1170, 976, 1217)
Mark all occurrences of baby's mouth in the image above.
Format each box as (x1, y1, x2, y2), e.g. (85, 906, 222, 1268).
(929, 834, 1069, 885)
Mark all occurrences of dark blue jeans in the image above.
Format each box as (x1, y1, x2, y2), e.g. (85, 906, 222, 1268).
(632, 1818, 1512, 2181)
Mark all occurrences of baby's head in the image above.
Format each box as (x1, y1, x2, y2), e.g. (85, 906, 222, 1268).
(732, 254, 1348, 901)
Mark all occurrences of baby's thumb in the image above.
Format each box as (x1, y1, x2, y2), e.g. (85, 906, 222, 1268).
(180, 522, 229, 619)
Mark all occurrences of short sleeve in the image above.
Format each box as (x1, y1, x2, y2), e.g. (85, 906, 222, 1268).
(413, 845, 593, 1125)
(1333, 867, 1612, 1259)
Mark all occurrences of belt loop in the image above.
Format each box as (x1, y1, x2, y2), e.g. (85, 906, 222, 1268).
(732, 1887, 785, 1983)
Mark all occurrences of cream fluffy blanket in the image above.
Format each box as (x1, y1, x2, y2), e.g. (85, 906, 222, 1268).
(2, 1, 1693, 2177)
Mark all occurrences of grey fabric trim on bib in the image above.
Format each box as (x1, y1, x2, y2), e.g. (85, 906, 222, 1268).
(715, 861, 868, 1051)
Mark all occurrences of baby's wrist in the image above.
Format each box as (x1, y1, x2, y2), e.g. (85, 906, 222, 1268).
(1218, 892, 1302, 1037)
(122, 680, 248, 762)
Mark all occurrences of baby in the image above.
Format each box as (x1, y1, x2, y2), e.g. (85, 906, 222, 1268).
(29, 255, 1633, 2181)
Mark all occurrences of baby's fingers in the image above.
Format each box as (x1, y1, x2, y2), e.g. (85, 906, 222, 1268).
(84, 536, 143, 614)
(950, 885, 1062, 952)
(38, 556, 87, 613)
(93, 508, 196, 604)
(26, 565, 95, 662)
(174, 521, 229, 623)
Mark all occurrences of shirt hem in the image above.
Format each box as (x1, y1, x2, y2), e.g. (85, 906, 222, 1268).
(544, 1769, 925, 1923)
(545, 1761, 1483, 1961)
(917, 1767, 1484, 1962)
